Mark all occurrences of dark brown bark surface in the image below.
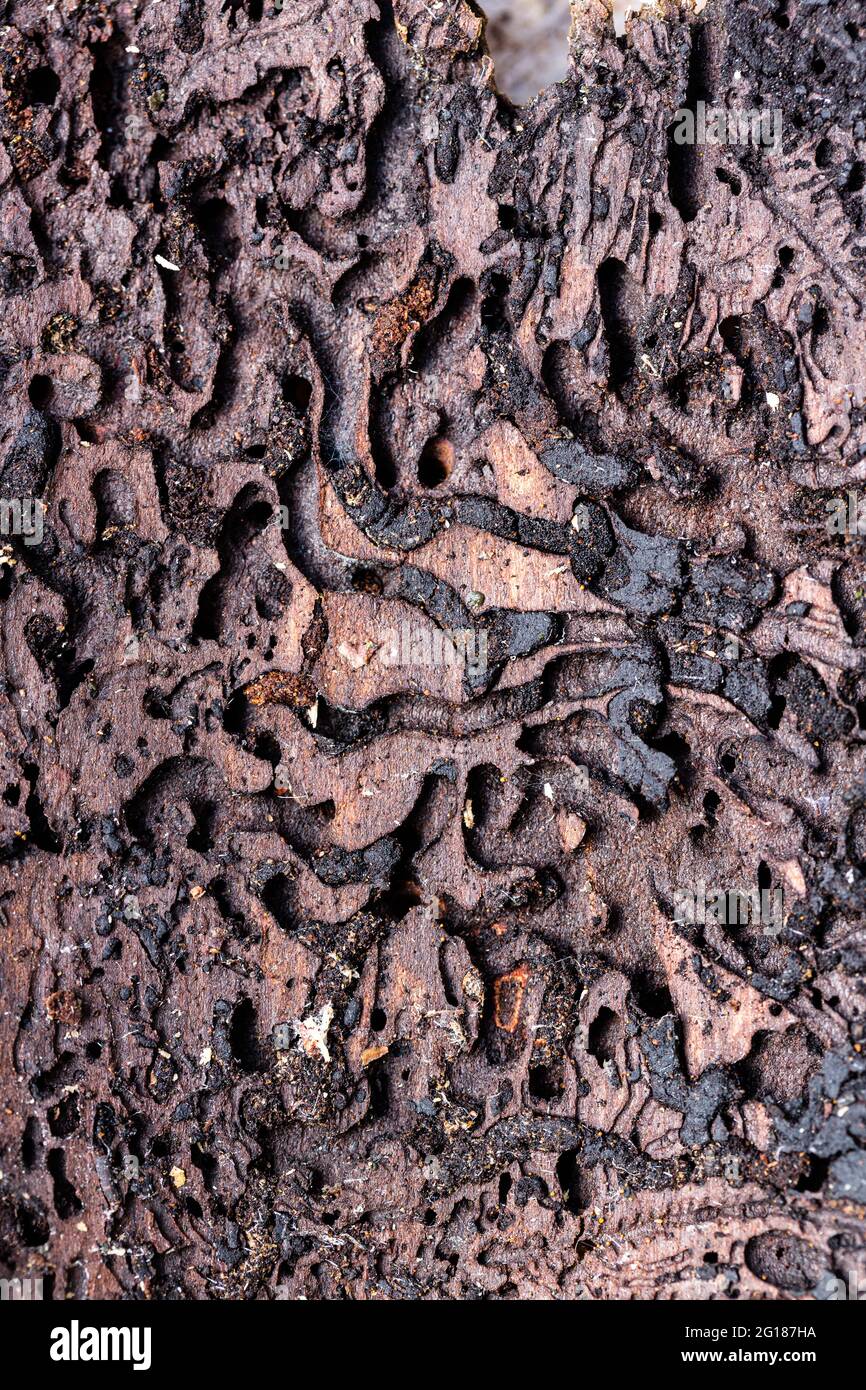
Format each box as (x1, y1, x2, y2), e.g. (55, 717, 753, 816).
(0, 0, 865, 1300)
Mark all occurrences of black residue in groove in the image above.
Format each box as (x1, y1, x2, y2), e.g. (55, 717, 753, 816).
(597, 258, 635, 390)
(667, 22, 715, 223)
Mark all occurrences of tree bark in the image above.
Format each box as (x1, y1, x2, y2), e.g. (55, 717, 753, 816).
(0, 0, 864, 1300)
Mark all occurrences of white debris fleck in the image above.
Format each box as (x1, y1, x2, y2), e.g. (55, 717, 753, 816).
(155, 254, 181, 272)
(612, 0, 655, 37)
(295, 1004, 333, 1063)
(765, 391, 780, 409)
(612, 0, 704, 37)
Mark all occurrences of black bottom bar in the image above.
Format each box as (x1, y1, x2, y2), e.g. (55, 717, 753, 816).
(2, 1293, 854, 1379)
